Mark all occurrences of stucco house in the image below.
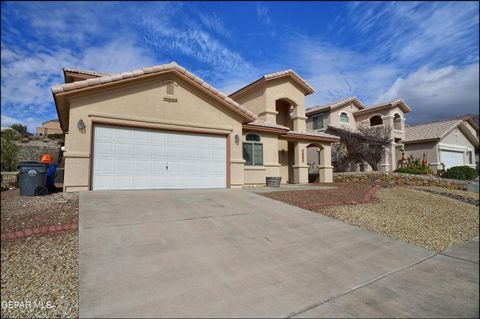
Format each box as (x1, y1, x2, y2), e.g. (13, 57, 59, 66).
(305, 97, 411, 173)
(51, 62, 339, 192)
(403, 117, 479, 173)
(35, 119, 63, 136)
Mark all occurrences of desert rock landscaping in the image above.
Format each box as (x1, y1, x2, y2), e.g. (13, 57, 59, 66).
(0, 189, 79, 318)
(261, 183, 479, 252)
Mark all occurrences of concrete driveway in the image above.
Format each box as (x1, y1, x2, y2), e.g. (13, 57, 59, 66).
(79, 189, 479, 318)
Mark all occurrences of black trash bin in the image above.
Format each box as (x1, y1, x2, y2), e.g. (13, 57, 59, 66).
(18, 161, 49, 196)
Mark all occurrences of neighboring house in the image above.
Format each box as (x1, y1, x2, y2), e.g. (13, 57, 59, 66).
(51, 63, 339, 192)
(403, 117, 479, 173)
(35, 119, 63, 136)
(305, 97, 411, 173)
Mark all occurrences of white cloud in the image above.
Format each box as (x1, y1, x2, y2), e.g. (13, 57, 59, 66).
(376, 63, 479, 123)
(1, 114, 41, 133)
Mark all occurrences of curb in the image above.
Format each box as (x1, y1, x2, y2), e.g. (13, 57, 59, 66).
(301, 185, 381, 209)
(1, 224, 78, 241)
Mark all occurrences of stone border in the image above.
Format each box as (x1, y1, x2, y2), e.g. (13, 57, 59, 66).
(301, 185, 381, 209)
(1, 224, 78, 241)
(333, 172, 470, 191)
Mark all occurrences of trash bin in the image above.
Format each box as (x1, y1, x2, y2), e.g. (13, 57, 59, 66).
(18, 161, 49, 196)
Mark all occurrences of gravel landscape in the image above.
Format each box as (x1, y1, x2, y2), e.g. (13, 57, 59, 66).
(1, 189, 78, 233)
(1, 232, 78, 318)
(1, 189, 79, 318)
(318, 187, 479, 252)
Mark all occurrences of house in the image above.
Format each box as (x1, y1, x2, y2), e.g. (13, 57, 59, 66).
(403, 117, 479, 173)
(51, 63, 339, 192)
(305, 97, 411, 173)
(35, 119, 63, 136)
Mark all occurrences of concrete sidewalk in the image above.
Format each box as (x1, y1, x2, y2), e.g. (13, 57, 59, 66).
(79, 189, 478, 318)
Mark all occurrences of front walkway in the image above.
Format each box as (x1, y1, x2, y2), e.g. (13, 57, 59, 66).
(79, 189, 478, 318)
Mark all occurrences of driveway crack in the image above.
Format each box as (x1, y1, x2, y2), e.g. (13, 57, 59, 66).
(284, 253, 438, 318)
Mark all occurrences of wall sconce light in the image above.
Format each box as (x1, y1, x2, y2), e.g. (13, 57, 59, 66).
(234, 134, 239, 145)
(77, 119, 85, 131)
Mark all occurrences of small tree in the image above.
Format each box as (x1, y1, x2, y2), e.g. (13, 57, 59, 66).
(10, 124, 29, 137)
(1, 129, 19, 171)
(329, 125, 391, 171)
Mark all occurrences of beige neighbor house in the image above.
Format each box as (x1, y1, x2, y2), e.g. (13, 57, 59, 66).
(35, 119, 63, 136)
(305, 97, 412, 173)
(403, 117, 479, 173)
(51, 62, 339, 192)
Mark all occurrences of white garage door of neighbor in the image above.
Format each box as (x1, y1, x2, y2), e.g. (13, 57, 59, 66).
(92, 125, 226, 190)
(440, 150, 464, 169)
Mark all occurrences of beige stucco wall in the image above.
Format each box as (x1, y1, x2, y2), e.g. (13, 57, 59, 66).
(403, 142, 439, 172)
(231, 86, 266, 120)
(439, 127, 477, 168)
(242, 131, 281, 185)
(63, 74, 246, 191)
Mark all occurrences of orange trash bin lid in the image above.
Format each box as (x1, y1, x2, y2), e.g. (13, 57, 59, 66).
(40, 153, 53, 164)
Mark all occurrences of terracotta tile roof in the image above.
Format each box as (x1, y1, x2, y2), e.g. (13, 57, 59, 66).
(62, 67, 111, 77)
(52, 62, 256, 121)
(404, 119, 462, 142)
(285, 130, 340, 140)
(306, 96, 366, 115)
(263, 69, 315, 93)
(353, 99, 412, 116)
(229, 69, 314, 97)
(244, 119, 289, 130)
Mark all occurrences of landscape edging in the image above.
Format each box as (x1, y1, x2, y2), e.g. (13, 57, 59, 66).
(1, 224, 78, 241)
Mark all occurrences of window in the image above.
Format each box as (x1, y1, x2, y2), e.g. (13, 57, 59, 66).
(243, 134, 263, 166)
(340, 112, 349, 123)
(313, 114, 324, 130)
(370, 115, 383, 126)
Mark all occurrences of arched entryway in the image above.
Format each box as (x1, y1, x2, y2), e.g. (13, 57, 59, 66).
(306, 142, 326, 183)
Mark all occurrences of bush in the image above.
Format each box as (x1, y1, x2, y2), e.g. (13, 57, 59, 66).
(1, 129, 19, 171)
(395, 167, 426, 175)
(441, 166, 479, 180)
(395, 155, 432, 175)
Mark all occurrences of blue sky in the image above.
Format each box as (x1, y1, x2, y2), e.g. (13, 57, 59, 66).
(1, 1, 479, 132)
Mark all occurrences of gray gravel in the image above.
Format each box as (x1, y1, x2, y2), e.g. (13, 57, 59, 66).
(1, 231, 78, 318)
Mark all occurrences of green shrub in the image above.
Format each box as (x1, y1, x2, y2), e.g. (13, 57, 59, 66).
(441, 166, 479, 180)
(1, 129, 19, 171)
(395, 155, 433, 175)
(394, 167, 429, 175)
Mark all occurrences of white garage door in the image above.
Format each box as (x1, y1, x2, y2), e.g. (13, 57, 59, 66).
(440, 150, 464, 169)
(92, 125, 226, 190)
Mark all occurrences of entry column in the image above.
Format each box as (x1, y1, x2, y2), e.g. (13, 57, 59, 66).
(293, 141, 309, 184)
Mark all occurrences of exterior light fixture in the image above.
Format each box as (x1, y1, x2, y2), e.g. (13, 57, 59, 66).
(234, 134, 240, 145)
(77, 119, 85, 131)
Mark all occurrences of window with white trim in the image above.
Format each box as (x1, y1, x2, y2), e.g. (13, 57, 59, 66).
(243, 134, 263, 166)
(340, 112, 349, 123)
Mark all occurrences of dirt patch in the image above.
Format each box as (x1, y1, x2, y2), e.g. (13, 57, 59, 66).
(260, 182, 375, 208)
(1, 189, 78, 233)
(1, 231, 78, 318)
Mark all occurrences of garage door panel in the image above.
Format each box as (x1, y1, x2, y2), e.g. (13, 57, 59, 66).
(441, 150, 464, 169)
(93, 125, 226, 190)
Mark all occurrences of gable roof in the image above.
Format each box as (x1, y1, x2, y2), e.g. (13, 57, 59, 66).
(52, 62, 257, 131)
(404, 118, 479, 147)
(41, 119, 59, 125)
(229, 69, 315, 98)
(306, 96, 366, 115)
(352, 99, 411, 116)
